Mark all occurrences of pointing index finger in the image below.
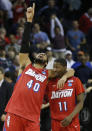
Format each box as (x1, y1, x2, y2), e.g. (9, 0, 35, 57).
(33, 3, 35, 10)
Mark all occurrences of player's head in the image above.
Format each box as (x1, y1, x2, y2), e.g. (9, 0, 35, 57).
(54, 58, 67, 77)
(34, 52, 48, 67)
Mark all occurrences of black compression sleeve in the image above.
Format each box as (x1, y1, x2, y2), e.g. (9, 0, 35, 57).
(20, 22, 32, 53)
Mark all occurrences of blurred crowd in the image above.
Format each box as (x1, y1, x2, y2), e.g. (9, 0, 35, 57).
(0, 0, 92, 131)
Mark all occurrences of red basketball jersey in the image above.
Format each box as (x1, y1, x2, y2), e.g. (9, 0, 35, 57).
(46, 77, 84, 122)
(5, 64, 48, 122)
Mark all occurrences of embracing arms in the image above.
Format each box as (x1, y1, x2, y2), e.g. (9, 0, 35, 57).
(48, 68, 75, 88)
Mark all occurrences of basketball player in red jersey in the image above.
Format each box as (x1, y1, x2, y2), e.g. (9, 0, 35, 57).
(45, 58, 84, 131)
(3, 4, 75, 131)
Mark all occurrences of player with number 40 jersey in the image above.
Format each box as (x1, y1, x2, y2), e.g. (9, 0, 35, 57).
(5, 64, 48, 122)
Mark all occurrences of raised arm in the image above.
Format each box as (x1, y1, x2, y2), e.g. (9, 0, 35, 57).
(19, 4, 35, 74)
(54, 17, 64, 36)
(50, 15, 55, 38)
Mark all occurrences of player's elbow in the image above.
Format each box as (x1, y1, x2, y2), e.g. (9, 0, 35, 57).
(67, 68, 75, 76)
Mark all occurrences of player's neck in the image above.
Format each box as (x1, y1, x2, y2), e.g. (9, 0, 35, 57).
(33, 63, 44, 69)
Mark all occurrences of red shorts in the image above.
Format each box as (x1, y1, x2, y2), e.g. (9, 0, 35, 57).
(51, 119, 80, 131)
(3, 113, 40, 131)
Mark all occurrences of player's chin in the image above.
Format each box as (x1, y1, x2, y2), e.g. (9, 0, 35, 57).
(35, 58, 47, 66)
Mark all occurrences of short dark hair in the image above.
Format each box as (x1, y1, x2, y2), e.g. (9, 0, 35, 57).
(55, 58, 67, 67)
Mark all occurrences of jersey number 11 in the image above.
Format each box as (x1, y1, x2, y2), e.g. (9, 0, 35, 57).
(58, 102, 67, 112)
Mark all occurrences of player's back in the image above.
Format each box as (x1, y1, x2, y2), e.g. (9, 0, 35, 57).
(5, 64, 48, 122)
(47, 76, 84, 122)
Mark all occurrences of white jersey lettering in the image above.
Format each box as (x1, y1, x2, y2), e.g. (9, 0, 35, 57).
(51, 89, 73, 99)
(25, 69, 47, 82)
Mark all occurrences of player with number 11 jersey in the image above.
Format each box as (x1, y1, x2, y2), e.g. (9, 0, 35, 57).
(46, 76, 85, 131)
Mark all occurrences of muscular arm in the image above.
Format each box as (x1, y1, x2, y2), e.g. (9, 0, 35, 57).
(61, 93, 84, 127)
(48, 68, 75, 88)
(70, 93, 84, 118)
(19, 22, 32, 68)
(48, 68, 74, 78)
(19, 4, 35, 75)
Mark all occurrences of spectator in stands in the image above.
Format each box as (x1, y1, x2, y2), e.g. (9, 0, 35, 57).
(11, 17, 26, 34)
(85, 53, 92, 69)
(0, 27, 10, 48)
(66, 20, 86, 59)
(77, 54, 92, 131)
(13, 54, 20, 70)
(72, 51, 92, 70)
(0, 47, 9, 72)
(79, 8, 92, 34)
(46, 47, 56, 69)
(6, 47, 16, 61)
(38, 0, 60, 22)
(16, 26, 24, 45)
(32, 23, 50, 47)
(0, 0, 14, 34)
(0, 0, 13, 20)
(13, 0, 27, 22)
(37, 0, 60, 33)
(74, 54, 92, 84)
(13, 54, 20, 77)
(63, 0, 81, 11)
(0, 67, 13, 131)
(5, 34, 20, 53)
(65, 50, 75, 69)
(0, 10, 6, 27)
(6, 47, 16, 72)
(4, 71, 15, 85)
(50, 15, 66, 58)
(87, 27, 92, 60)
(17, 17, 26, 28)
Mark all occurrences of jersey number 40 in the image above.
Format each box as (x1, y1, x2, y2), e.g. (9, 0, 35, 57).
(27, 80, 40, 92)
